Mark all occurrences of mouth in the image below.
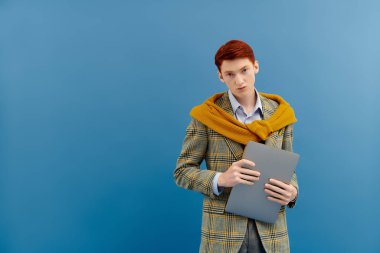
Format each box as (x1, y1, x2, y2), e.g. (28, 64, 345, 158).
(237, 86, 246, 90)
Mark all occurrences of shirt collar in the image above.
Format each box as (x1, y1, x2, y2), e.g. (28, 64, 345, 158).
(228, 88, 263, 116)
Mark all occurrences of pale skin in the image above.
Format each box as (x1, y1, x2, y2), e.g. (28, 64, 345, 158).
(217, 57, 298, 206)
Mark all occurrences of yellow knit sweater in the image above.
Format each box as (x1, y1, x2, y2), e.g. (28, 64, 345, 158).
(190, 92, 297, 145)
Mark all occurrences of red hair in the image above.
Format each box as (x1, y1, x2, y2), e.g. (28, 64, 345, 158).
(214, 40, 255, 72)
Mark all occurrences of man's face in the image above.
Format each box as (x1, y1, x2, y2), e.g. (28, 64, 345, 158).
(218, 57, 259, 98)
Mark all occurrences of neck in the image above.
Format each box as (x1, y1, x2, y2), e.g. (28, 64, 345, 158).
(236, 91, 257, 113)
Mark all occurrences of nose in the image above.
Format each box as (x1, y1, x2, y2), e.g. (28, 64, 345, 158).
(235, 74, 244, 85)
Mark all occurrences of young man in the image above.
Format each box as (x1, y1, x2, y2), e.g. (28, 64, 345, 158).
(174, 40, 299, 253)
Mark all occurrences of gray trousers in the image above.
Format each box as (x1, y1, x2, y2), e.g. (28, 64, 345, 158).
(237, 219, 266, 253)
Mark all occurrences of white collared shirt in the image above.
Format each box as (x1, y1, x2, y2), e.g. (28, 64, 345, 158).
(227, 89, 263, 124)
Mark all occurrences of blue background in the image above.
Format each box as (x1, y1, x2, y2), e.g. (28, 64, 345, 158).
(1, 0, 379, 252)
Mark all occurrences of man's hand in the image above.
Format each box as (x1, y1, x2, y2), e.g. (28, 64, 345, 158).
(218, 159, 261, 187)
(264, 178, 297, 205)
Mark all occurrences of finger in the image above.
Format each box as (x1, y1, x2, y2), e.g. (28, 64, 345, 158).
(264, 188, 290, 202)
(238, 178, 254, 186)
(268, 178, 291, 191)
(239, 168, 261, 177)
(240, 173, 260, 182)
(239, 159, 255, 167)
(265, 183, 291, 198)
(267, 196, 287, 205)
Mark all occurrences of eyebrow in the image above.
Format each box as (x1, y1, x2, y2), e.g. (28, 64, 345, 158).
(223, 65, 249, 74)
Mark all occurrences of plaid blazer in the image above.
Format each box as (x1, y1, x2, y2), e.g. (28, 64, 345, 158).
(174, 91, 299, 253)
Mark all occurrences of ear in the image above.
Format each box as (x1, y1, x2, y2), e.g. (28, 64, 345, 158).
(254, 60, 260, 74)
(218, 71, 225, 83)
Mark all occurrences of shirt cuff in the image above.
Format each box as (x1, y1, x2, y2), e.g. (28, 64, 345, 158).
(212, 172, 224, 196)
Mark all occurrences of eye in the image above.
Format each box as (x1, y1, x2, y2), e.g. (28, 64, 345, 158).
(242, 68, 247, 73)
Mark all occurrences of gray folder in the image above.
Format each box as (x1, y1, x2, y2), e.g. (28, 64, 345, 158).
(225, 141, 299, 224)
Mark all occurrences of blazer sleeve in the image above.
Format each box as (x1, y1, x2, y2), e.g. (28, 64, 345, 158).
(282, 123, 299, 208)
(174, 118, 218, 199)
